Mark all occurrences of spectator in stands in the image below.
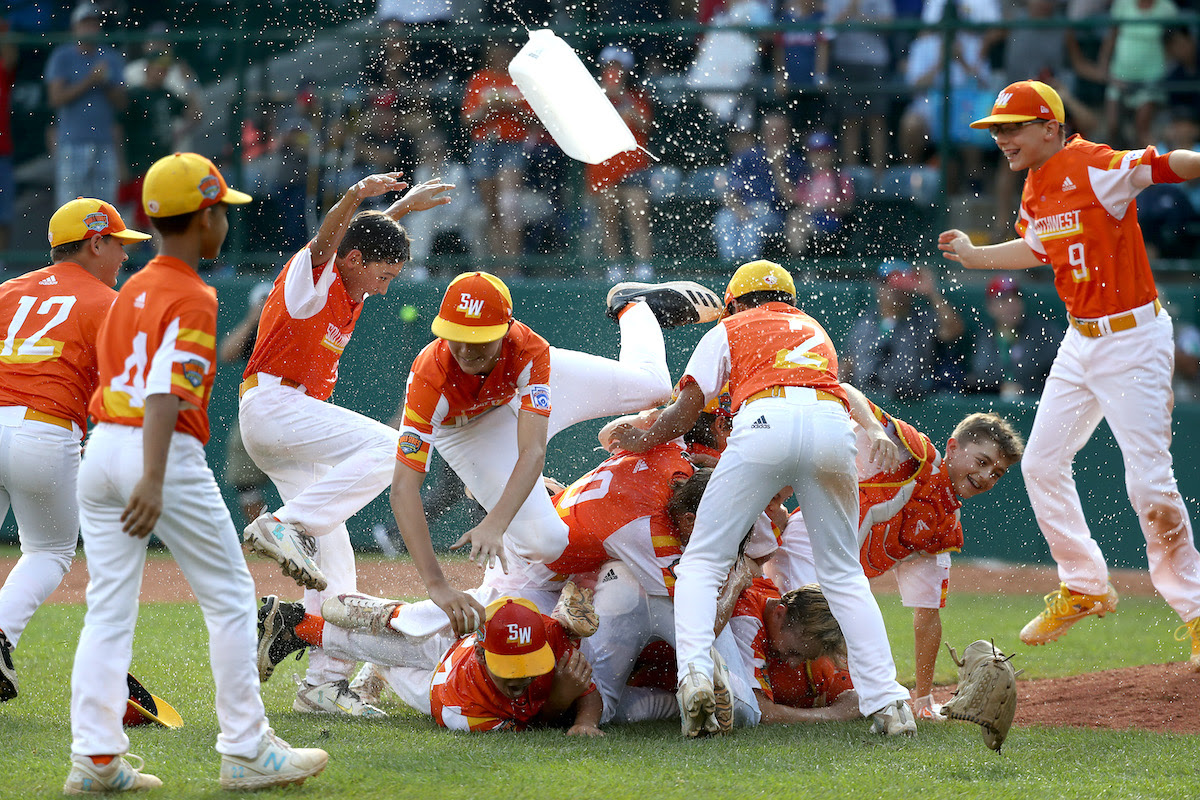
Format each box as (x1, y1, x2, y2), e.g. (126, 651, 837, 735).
(841, 260, 967, 400)
(123, 22, 202, 114)
(773, 0, 830, 123)
(823, 0, 895, 171)
(1166, 293, 1200, 404)
(687, 0, 773, 127)
(374, 0, 454, 83)
(963, 275, 1063, 399)
(1163, 27, 1200, 113)
(1099, 0, 1179, 149)
(119, 54, 201, 229)
(586, 45, 656, 282)
(0, 19, 16, 268)
(461, 40, 536, 264)
(785, 130, 854, 256)
(713, 110, 801, 261)
(1000, 0, 1068, 86)
(44, 2, 126, 206)
(404, 127, 474, 275)
(1063, 0, 1112, 116)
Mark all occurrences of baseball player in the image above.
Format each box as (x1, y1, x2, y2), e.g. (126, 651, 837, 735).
(0, 199, 149, 703)
(938, 79, 1200, 668)
(609, 259, 916, 738)
(389, 272, 720, 636)
(66, 153, 327, 793)
(258, 595, 603, 735)
(238, 172, 452, 717)
(767, 385, 1025, 719)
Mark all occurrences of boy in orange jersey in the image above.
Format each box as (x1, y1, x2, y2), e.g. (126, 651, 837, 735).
(66, 153, 328, 794)
(939, 79, 1200, 667)
(0, 198, 149, 702)
(768, 387, 1024, 720)
(238, 172, 452, 717)
(389, 271, 719, 637)
(610, 259, 915, 739)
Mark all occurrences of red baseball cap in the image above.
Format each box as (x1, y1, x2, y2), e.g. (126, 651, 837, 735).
(432, 271, 514, 343)
(481, 598, 555, 679)
(878, 259, 920, 293)
(986, 275, 1021, 299)
(970, 80, 1065, 129)
(48, 198, 152, 248)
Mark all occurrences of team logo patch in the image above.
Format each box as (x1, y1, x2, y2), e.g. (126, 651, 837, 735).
(146, 200, 160, 214)
(505, 623, 533, 645)
(762, 273, 778, 287)
(181, 360, 205, 388)
(528, 385, 551, 410)
(198, 174, 221, 200)
(456, 292, 484, 319)
(83, 212, 109, 233)
(398, 433, 423, 455)
(995, 90, 1012, 108)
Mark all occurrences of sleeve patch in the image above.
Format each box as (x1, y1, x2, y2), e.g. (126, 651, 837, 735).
(181, 360, 205, 388)
(528, 384, 551, 411)
(398, 432, 423, 455)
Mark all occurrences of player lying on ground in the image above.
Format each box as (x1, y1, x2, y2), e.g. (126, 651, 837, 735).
(258, 594, 603, 735)
(388, 273, 720, 636)
(238, 173, 453, 717)
(767, 387, 1024, 719)
(938, 79, 1200, 669)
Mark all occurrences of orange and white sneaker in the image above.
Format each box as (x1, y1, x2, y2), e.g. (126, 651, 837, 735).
(1019, 582, 1118, 646)
(1174, 617, 1200, 672)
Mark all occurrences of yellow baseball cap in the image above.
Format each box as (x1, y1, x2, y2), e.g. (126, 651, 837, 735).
(481, 597, 555, 680)
(970, 80, 1065, 129)
(724, 259, 796, 310)
(431, 271, 514, 343)
(142, 152, 252, 218)
(48, 198, 152, 248)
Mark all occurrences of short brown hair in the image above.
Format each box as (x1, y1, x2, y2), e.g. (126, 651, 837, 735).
(779, 583, 846, 660)
(339, 210, 411, 263)
(952, 412, 1025, 463)
(667, 467, 711, 523)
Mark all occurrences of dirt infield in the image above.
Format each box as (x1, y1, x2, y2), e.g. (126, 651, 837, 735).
(8, 555, 1198, 734)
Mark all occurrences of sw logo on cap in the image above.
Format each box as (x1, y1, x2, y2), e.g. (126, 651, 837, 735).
(198, 174, 221, 200)
(456, 293, 485, 319)
(995, 91, 1013, 107)
(84, 212, 109, 232)
(506, 623, 533, 645)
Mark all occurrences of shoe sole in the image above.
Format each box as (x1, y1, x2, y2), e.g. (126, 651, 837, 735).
(606, 281, 723, 328)
(1020, 605, 1116, 646)
(294, 690, 388, 717)
(256, 595, 283, 684)
(243, 530, 328, 592)
(679, 688, 716, 738)
(219, 760, 327, 791)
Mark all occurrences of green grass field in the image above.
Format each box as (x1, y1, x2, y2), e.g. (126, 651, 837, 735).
(5, 587, 1194, 800)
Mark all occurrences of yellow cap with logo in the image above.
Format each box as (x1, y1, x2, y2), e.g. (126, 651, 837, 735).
(724, 259, 796, 312)
(142, 152, 252, 218)
(431, 271, 514, 343)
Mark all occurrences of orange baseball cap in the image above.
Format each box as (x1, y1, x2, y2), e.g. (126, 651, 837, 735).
(48, 198, 152, 248)
(970, 80, 1065, 129)
(431, 271, 513, 343)
(481, 598, 555, 680)
(142, 152, 252, 218)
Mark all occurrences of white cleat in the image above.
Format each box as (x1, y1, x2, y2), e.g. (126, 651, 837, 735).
(294, 679, 387, 718)
(606, 281, 724, 327)
(218, 729, 328, 791)
(63, 753, 163, 794)
(349, 662, 389, 707)
(676, 663, 717, 738)
(242, 514, 327, 592)
(870, 699, 918, 738)
(320, 593, 404, 635)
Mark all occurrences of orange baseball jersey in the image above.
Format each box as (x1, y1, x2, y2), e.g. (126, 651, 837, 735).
(244, 248, 364, 401)
(430, 616, 594, 732)
(764, 655, 854, 709)
(396, 321, 551, 472)
(1015, 136, 1184, 319)
(545, 443, 693, 596)
(729, 576, 781, 699)
(89, 256, 218, 444)
(0, 262, 117, 431)
(679, 302, 848, 413)
(461, 69, 533, 144)
(857, 403, 962, 579)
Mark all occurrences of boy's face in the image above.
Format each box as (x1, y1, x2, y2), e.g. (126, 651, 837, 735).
(446, 336, 505, 376)
(199, 203, 229, 260)
(476, 648, 538, 698)
(768, 620, 825, 668)
(341, 251, 403, 302)
(943, 437, 1010, 500)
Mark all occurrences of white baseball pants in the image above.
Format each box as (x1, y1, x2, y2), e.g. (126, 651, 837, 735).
(0, 407, 82, 647)
(434, 301, 672, 564)
(673, 394, 910, 718)
(239, 379, 401, 685)
(1023, 312, 1200, 620)
(71, 424, 269, 759)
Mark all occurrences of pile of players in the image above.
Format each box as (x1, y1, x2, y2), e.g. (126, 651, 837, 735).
(2, 77, 1200, 794)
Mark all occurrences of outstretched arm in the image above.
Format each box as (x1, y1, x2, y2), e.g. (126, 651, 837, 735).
(755, 688, 862, 724)
(938, 230, 1043, 271)
(310, 172, 408, 266)
(609, 382, 705, 453)
(1167, 149, 1200, 182)
(383, 178, 455, 221)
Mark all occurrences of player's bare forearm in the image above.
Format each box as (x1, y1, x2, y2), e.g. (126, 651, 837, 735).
(715, 554, 755, 635)
(567, 691, 605, 736)
(383, 179, 455, 220)
(755, 690, 861, 724)
(310, 173, 408, 265)
(913, 606, 942, 699)
(1167, 149, 1200, 182)
(123, 393, 183, 538)
(610, 382, 704, 453)
(938, 230, 1042, 271)
(541, 649, 593, 718)
(841, 383, 900, 472)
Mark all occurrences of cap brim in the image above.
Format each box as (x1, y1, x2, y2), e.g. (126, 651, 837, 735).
(221, 188, 254, 205)
(431, 317, 509, 343)
(485, 643, 556, 679)
(110, 229, 153, 243)
(969, 113, 1044, 129)
(127, 697, 184, 728)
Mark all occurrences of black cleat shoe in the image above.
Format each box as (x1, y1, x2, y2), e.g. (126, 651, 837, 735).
(605, 281, 723, 327)
(0, 630, 17, 702)
(257, 595, 309, 684)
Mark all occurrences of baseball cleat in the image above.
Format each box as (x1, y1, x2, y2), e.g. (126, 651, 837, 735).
(1019, 582, 1118, 646)
(605, 281, 723, 327)
(1175, 617, 1200, 672)
(709, 647, 734, 734)
(256, 595, 308, 684)
(242, 513, 328, 592)
(0, 630, 17, 702)
(676, 663, 717, 738)
(349, 662, 389, 707)
(63, 753, 163, 794)
(869, 699, 918, 737)
(320, 593, 405, 635)
(294, 679, 387, 718)
(550, 580, 599, 638)
(218, 729, 328, 791)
